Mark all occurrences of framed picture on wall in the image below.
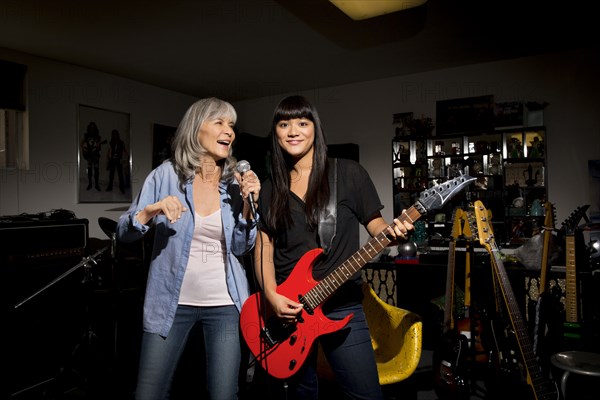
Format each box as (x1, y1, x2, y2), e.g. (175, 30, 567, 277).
(78, 104, 132, 203)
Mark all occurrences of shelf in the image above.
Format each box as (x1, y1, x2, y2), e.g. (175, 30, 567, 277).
(392, 126, 547, 244)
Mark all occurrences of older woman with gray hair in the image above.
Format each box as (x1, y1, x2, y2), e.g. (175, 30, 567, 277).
(117, 97, 260, 400)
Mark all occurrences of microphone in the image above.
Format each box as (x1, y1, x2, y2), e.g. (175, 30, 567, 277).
(236, 160, 257, 218)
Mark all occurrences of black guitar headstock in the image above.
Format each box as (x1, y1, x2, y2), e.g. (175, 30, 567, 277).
(561, 205, 590, 236)
(415, 174, 475, 215)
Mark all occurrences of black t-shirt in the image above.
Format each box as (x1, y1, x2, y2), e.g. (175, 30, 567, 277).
(257, 158, 383, 309)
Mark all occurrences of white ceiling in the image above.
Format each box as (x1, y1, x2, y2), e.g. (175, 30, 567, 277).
(0, 0, 596, 101)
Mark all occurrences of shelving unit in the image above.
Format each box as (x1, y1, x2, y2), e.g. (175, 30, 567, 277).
(392, 126, 547, 245)
(391, 134, 428, 215)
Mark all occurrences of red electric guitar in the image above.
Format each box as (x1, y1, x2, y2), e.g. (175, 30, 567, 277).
(240, 174, 475, 379)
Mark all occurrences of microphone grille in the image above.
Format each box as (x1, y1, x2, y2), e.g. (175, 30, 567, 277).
(236, 160, 251, 173)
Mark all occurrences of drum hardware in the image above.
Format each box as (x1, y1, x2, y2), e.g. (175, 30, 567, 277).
(11, 246, 109, 399)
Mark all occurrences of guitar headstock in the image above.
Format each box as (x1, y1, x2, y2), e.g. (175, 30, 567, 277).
(416, 174, 475, 214)
(463, 204, 477, 242)
(464, 202, 492, 242)
(561, 205, 590, 236)
(473, 200, 496, 252)
(450, 207, 464, 240)
(543, 201, 556, 231)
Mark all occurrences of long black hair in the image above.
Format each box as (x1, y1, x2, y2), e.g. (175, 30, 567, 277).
(267, 95, 330, 232)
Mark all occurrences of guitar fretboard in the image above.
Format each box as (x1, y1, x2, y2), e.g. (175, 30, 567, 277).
(565, 236, 578, 323)
(301, 206, 422, 311)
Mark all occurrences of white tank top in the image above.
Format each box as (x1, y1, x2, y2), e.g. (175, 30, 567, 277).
(178, 209, 233, 306)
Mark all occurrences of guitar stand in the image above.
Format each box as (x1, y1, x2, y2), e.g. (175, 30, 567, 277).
(11, 247, 109, 399)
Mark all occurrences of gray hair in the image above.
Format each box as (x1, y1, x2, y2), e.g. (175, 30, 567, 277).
(172, 97, 237, 183)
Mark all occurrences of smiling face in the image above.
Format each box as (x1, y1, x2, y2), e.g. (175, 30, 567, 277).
(275, 117, 315, 163)
(198, 117, 235, 162)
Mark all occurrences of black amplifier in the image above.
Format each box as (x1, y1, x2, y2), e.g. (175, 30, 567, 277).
(0, 216, 88, 263)
(1, 215, 92, 398)
(1, 214, 89, 308)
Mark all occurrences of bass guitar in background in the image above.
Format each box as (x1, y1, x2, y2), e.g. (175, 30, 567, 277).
(473, 200, 558, 400)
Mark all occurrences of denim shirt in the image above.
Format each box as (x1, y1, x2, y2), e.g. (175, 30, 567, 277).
(116, 161, 256, 337)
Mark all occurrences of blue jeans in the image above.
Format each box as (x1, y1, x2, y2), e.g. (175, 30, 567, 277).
(135, 304, 241, 400)
(290, 303, 383, 400)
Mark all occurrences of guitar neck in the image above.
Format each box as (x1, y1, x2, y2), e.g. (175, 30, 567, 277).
(464, 241, 472, 309)
(539, 202, 555, 294)
(488, 245, 556, 400)
(539, 228, 553, 294)
(464, 209, 479, 310)
(489, 248, 532, 357)
(565, 235, 578, 323)
(443, 240, 457, 330)
(306, 205, 422, 308)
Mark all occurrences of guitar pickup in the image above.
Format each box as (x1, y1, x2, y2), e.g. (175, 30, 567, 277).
(261, 327, 278, 347)
(261, 317, 298, 347)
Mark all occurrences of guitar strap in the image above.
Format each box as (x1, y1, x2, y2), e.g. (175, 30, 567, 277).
(319, 158, 337, 255)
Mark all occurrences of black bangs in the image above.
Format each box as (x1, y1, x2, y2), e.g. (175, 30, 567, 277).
(273, 95, 314, 122)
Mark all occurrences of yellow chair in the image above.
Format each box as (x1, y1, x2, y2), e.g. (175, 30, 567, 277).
(362, 282, 423, 384)
(318, 282, 423, 385)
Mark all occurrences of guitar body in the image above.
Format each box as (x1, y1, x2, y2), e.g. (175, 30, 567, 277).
(485, 318, 536, 400)
(433, 329, 470, 400)
(240, 248, 352, 380)
(532, 287, 564, 374)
